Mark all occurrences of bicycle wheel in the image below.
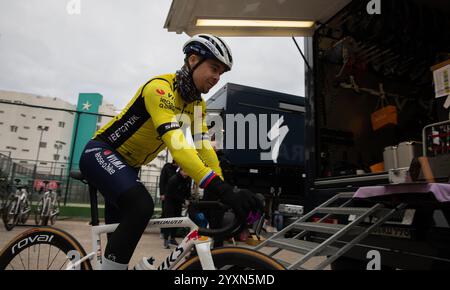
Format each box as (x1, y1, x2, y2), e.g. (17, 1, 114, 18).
(20, 199, 31, 224)
(3, 199, 20, 231)
(34, 198, 44, 225)
(50, 200, 60, 226)
(176, 247, 286, 270)
(0, 227, 92, 270)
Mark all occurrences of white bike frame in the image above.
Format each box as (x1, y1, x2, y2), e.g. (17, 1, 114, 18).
(67, 216, 216, 270)
(8, 188, 29, 216)
(40, 190, 58, 218)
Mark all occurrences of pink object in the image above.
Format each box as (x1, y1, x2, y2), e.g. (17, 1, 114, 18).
(354, 183, 450, 203)
(247, 211, 261, 224)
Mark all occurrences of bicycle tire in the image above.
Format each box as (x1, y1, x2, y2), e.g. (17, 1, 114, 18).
(42, 198, 50, 226)
(0, 227, 93, 270)
(42, 216, 49, 226)
(20, 199, 31, 224)
(34, 199, 44, 225)
(176, 247, 286, 270)
(50, 200, 60, 226)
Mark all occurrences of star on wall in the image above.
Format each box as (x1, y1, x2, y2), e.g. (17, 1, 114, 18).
(82, 101, 92, 111)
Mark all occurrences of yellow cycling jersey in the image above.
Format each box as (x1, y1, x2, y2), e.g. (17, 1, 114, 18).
(93, 73, 222, 187)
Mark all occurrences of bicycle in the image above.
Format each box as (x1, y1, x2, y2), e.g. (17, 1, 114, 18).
(0, 177, 9, 214)
(2, 179, 32, 231)
(0, 171, 285, 270)
(34, 181, 60, 226)
(0, 189, 7, 216)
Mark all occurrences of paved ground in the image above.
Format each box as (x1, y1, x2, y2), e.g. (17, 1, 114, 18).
(0, 218, 328, 270)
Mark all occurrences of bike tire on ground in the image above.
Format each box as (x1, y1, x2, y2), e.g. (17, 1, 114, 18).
(176, 247, 286, 270)
(0, 227, 92, 270)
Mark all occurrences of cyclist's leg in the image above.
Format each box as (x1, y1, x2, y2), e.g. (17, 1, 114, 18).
(79, 140, 154, 269)
(104, 183, 154, 267)
(104, 199, 121, 241)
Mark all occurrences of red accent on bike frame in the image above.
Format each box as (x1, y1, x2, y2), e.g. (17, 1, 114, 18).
(186, 230, 199, 241)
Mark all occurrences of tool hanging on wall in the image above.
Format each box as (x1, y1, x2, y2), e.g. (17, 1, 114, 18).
(370, 83, 398, 131)
(339, 76, 408, 112)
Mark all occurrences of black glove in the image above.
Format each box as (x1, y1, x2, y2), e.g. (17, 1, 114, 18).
(205, 176, 263, 223)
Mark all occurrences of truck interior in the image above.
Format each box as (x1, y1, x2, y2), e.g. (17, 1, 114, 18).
(165, 0, 450, 269)
(312, 0, 450, 182)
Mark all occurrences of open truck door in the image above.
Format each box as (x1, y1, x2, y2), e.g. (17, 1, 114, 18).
(164, 0, 450, 269)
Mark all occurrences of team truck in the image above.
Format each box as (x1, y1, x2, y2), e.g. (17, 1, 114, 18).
(206, 83, 306, 218)
(167, 0, 450, 269)
(301, 0, 450, 269)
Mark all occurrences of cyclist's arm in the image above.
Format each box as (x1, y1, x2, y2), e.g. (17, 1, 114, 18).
(192, 100, 223, 179)
(143, 81, 218, 188)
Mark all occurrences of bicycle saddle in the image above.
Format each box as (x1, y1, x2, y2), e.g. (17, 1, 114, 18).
(70, 171, 86, 182)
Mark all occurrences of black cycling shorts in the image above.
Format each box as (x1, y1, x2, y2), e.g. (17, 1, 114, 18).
(79, 140, 140, 206)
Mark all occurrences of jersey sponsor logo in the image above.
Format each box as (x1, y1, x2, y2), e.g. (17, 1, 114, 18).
(159, 97, 176, 111)
(103, 149, 112, 156)
(107, 115, 141, 144)
(156, 89, 165, 95)
(105, 153, 126, 170)
(157, 122, 180, 136)
(84, 148, 101, 154)
(164, 123, 179, 131)
(94, 152, 116, 175)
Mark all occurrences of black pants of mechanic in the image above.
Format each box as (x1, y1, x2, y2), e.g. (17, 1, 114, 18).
(162, 198, 183, 240)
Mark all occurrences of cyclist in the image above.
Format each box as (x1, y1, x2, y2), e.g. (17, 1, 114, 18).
(79, 34, 262, 270)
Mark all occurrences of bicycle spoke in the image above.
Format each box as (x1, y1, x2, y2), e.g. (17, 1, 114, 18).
(37, 244, 41, 270)
(47, 249, 61, 269)
(17, 251, 26, 270)
(47, 244, 52, 270)
(59, 257, 69, 270)
(27, 246, 30, 269)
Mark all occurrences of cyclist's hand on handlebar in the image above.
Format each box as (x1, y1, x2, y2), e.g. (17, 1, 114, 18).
(205, 176, 263, 223)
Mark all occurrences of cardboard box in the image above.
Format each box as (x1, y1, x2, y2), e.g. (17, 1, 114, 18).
(370, 162, 384, 173)
(431, 59, 450, 99)
(371, 105, 398, 131)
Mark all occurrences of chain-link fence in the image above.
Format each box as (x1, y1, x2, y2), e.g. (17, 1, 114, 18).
(0, 151, 163, 208)
(0, 100, 165, 209)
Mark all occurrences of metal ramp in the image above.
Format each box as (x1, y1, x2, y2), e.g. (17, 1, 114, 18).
(254, 192, 406, 270)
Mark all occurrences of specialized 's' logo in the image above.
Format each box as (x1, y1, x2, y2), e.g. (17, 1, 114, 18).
(156, 89, 165, 95)
(260, 116, 289, 163)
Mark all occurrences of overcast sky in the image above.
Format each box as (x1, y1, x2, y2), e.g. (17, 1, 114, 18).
(0, 0, 305, 110)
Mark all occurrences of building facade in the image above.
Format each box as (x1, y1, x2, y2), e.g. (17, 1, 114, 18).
(0, 90, 168, 198)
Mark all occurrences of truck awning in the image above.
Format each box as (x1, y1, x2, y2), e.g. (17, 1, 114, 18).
(164, 0, 352, 37)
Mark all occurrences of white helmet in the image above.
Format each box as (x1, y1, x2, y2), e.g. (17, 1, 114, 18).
(183, 34, 233, 71)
